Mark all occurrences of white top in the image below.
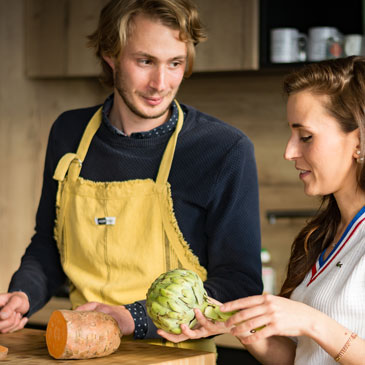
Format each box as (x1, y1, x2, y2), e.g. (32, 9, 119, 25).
(291, 206, 365, 365)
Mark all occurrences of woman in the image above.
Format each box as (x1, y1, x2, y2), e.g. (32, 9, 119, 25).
(158, 56, 365, 364)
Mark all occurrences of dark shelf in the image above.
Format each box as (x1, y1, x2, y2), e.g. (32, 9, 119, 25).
(266, 209, 318, 224)
(260, 0, 364, 67)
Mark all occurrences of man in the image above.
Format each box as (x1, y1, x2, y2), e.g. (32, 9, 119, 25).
(0, 0, 262, 351)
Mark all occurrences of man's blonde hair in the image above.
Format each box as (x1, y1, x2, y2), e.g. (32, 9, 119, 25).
(88, 0, 207, 87)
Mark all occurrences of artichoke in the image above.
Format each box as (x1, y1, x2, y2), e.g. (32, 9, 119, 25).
(146, 269, 236, 334)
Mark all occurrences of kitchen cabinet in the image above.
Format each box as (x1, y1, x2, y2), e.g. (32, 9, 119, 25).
(25, 0, 108, 77)
(24, 0, 365, 77)
(193, 0, 259, 71)
(24, 0, 259, 77)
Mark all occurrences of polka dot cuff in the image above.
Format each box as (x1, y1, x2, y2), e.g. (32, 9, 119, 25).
(125, 302, 148, 339)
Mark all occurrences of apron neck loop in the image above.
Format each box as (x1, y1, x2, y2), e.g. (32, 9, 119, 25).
(155, 100, 184, 186)
(66, 107, 103, 181)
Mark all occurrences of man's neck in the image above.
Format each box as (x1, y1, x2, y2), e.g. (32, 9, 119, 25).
(109, 96, 171, 136)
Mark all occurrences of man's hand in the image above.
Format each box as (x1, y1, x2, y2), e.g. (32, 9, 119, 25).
(157, 308, 231, 343)
(0, 292, 30, 333)
(75, 302, 135, 336)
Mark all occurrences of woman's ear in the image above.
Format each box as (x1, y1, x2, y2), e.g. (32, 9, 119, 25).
(103, 55, 115, 71)
(353, 128, 361, 159)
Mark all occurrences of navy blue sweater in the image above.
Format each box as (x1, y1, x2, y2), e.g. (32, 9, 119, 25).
(9, 99, 262, 337)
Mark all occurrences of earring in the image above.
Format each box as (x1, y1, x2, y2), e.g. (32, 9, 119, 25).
(356, 150, 364, 163)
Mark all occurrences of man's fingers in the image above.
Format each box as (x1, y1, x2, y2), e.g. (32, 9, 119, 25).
(8, 315, 28, 333)
(0, 293, 12, 308)
(157, 328, 188, 343)
(75, 302, 101, 311)
(0, 311, 18, 333)
(6, 312, 22, 333)
(0, 292, 29, 319)
(0, 294, 13, 320)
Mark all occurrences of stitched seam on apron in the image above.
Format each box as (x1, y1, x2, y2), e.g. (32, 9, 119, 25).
(164, 231, 171, 271)
(164, 183, 207, 280)
(100, 182, 111, 302)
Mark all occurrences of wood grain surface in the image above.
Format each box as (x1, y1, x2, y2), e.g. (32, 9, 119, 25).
(0, 329, 215, 364)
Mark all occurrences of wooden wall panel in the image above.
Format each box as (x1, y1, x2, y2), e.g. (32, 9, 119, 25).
(178, 72, 319, 290)
(67, 0, 108, 76)
(25, 0, 68, 77)
(0, 1, 109, 291)
(194, 0, 243, 71)
(178, 72, 292, 184)
(241, 0, 259, 70)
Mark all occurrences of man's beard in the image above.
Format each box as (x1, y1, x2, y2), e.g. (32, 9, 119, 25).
(114, 66, 176, 120)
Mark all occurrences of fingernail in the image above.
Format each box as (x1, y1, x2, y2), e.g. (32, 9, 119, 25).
(220, 305, 225, 311)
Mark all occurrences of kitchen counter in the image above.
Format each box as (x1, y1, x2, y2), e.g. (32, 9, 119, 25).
(0, 328, 215, 364)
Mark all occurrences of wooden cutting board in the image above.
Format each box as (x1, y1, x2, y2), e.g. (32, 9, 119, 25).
(0, 329, 215, 364)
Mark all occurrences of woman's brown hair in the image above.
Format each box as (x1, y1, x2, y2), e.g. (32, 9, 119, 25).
(280, 56, 365, 298)
(87, 0, 207, 87)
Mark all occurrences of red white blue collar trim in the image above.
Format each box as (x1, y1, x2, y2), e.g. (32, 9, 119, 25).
(307, 206, 365, 286)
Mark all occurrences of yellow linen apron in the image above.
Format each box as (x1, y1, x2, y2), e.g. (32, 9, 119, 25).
(53, 101, 215, 352)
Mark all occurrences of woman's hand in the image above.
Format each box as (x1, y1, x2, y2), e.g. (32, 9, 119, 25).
(75, 302, 134, 336)
(157, 307, 232, 343)
(221, 293, 315, 345)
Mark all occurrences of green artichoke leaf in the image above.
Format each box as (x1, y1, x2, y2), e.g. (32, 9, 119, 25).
(166, 310, 185, 320)
(192, 284, 204, 306)
(204, 305, 219, 320)
(159, 288, 175, 297)
(167, 298, 184, 312)
(165, 284, 183, 295)
(158, 317, 182, 334)
(151, 301, 169, 316)
(156, 295, 170, 308)
(180, 289, 196, 305)
(146, 268, 236, 334)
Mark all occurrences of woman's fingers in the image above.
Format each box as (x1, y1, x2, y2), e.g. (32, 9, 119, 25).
(225, 303, 268, 328)
(220, 295, 266, 313)
(231, 313, 269, 336)
(235, 323, 274, 345)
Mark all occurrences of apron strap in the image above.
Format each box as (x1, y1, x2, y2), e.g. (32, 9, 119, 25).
(155, 100, 184, 185)
(53, 101, 182, 183)
(53, 153, 82, 181)
(53, 107, 103, 182)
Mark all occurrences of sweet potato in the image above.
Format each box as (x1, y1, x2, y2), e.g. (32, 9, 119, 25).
(46, 310, 121, 359)
(0, 345, 8, 360)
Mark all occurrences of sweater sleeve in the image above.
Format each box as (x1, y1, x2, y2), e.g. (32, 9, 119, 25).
(8, 123, 67, 317)
(139, 135, 263, 340)
(203, 135, 263, 302)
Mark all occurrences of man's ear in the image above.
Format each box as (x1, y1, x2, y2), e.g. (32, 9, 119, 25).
(103, 55, 115, 71)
